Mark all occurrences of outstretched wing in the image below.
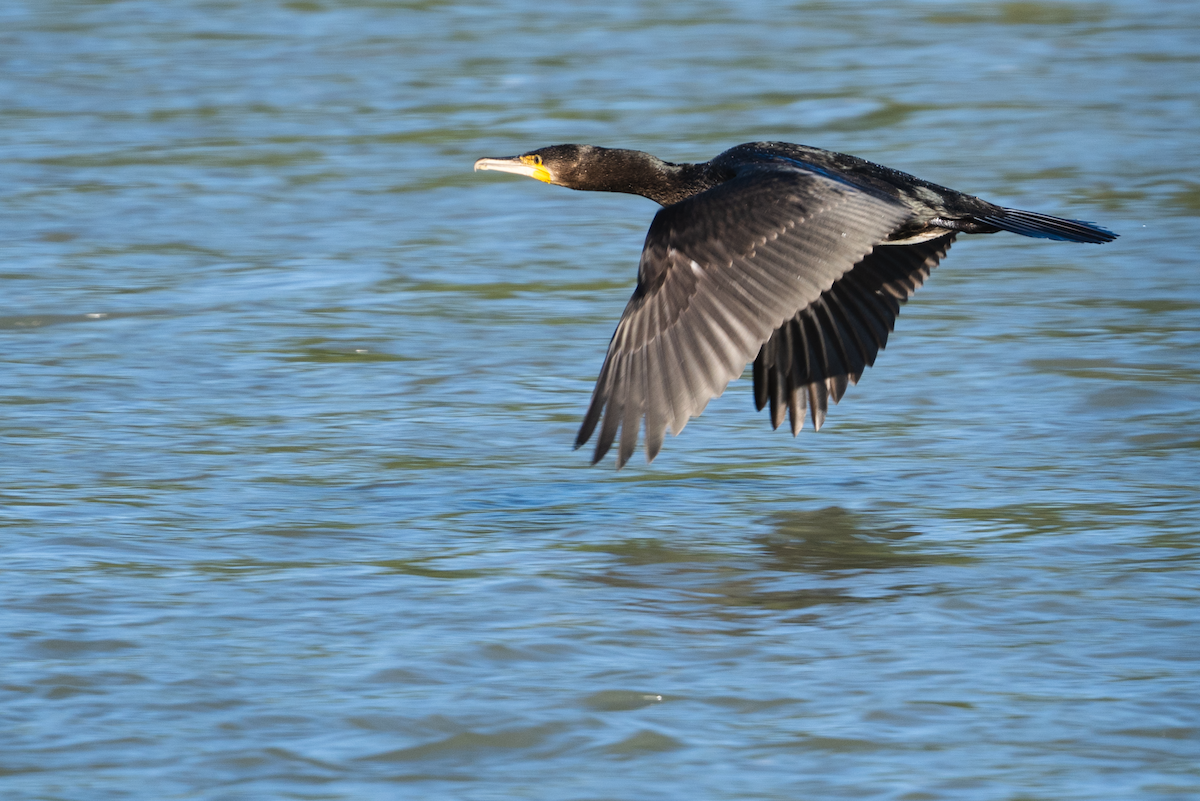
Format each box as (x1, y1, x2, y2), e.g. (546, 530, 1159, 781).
(575, 166, 912, 467)
(753, 232, 956, 436)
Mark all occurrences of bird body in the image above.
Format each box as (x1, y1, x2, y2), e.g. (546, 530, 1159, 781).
(474, 142, 1116, 468)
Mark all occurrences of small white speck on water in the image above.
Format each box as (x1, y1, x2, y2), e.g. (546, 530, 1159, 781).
(85, 313, 107, 319)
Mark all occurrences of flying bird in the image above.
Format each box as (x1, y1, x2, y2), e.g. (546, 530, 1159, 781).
(474, 142, 1116, 468)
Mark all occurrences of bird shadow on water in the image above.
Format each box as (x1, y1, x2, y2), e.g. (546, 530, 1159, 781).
(576, 507, 973, 621)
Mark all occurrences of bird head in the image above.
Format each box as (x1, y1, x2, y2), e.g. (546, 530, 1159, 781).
(473, 144, 603, 188)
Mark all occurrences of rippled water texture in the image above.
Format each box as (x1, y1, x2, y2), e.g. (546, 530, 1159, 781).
(2, 1, 1199, 798)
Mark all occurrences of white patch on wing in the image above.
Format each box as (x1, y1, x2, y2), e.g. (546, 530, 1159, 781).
(690, 259, 704, 276)
(887, 228, 952, 244)
(914, 186, 943, 204)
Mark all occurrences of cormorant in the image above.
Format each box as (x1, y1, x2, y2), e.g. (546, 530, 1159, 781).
(474, 142, 1117, 468)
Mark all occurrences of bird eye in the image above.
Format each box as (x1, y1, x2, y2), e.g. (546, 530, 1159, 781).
(532, 155, 543, 166)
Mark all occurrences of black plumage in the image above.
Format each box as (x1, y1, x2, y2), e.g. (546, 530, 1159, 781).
(474, 142, 1117, 468)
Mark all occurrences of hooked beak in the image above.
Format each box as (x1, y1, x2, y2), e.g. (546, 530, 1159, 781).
(473, 155, 554, 184)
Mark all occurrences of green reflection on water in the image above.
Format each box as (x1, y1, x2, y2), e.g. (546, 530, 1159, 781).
(926, 2, 1109, 26)
(575, 508, 971, 613)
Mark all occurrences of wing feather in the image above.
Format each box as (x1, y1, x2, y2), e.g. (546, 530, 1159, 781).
(644, 341, 668, 461)
(577, 166, 912, 465)
(753, 232, 955, 431)
(618, 351, 644, 468)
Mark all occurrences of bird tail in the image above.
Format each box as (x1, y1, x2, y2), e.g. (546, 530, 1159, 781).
(975, 208, 1117, 244)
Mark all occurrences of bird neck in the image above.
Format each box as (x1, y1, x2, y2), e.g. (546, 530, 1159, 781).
(573, 150, 727, 206)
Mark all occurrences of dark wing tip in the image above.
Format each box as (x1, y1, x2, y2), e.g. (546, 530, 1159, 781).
(575, 405, 602, 451)
(980, 208, 1117, 244)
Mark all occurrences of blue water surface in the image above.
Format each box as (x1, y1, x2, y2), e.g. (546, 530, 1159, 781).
(2, 1, 1198, 799)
